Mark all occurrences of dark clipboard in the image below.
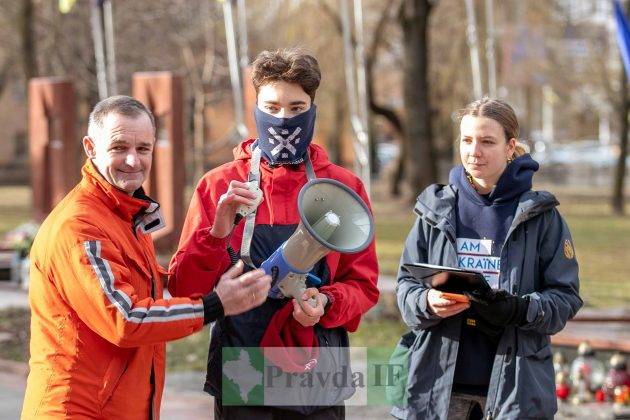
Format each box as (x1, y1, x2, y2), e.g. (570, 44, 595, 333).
(402, 262, 492, 301)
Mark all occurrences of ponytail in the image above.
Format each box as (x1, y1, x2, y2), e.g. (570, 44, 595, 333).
(513, 141, 528, 157)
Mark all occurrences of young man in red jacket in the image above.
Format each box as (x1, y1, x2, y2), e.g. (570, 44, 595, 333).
(169, 48, 379, 419)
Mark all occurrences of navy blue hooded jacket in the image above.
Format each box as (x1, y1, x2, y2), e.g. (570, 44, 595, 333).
(393, 153, 582, 419)
(448, 155, 539, 393)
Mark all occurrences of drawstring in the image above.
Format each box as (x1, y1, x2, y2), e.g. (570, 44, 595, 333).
(268, 168, 275, 225)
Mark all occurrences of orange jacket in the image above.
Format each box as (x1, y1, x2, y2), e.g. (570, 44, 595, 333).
(22, 161, 205, 420)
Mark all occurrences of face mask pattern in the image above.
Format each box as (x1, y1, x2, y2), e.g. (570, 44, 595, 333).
(254, 105, 317, 164)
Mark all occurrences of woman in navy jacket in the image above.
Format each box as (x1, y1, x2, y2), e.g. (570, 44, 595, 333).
(394, 98, 582, 419)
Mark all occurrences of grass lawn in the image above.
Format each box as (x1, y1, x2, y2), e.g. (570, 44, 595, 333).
(0, 307, 30, 363)
(0, 187, 32, 235)
(1, 183, 628, 368)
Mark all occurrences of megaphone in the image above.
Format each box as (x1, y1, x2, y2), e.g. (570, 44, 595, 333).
(261, 178, 374, 310)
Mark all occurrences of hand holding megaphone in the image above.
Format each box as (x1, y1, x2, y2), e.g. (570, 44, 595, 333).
(292, 288, 327, 327)
(260, 178, 374, 317)
(211, 180, 263, 239)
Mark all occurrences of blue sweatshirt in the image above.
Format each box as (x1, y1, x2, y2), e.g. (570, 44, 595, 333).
(449, 154, 539, 395)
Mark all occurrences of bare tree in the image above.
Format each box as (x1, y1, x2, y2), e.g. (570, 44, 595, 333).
(319, 0, 408, 190)
(399, 0, 437, 194)
(174, 2, 217, 182)
(613, 0, 630, 215)
(19, 0, 37, 89)
(364, 1, 406, 191)
(613, 69, 628, 215)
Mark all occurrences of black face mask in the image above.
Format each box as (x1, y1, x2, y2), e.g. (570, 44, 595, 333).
(253, 104, 317, 165)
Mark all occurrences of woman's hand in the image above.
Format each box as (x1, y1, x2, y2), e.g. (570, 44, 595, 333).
(426, 289, 470, 318)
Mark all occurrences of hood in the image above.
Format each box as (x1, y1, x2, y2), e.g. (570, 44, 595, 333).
(448, 154, 539, 206)
(414, 155, 555, 234)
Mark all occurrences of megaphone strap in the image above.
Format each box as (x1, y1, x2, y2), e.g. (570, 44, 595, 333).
(304, 150, 316, 181)
(240, 145, 317, 269)
(240, 146, 262, 268)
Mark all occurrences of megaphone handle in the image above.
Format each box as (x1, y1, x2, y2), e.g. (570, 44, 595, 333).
(297, 296, 318, 312)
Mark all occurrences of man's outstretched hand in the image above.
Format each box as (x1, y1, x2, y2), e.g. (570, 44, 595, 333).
(214, 261, 271, 316)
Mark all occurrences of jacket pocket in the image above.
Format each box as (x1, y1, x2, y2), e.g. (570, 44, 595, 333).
(123, 253, 154, 296)
(98, 355, 129, 409)
(516, 332, 556, 417)
(528, 343, 552, 361)
(517, 330, 551, 358)
(386, 331, 415, 409)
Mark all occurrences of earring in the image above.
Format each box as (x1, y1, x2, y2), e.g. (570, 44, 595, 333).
(465, 170, 477, 191)
(507, 155, 515, 163)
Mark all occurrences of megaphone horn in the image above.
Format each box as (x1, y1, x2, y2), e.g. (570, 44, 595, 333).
(284, 178, 374, 269)
(261, 179, 375, 308)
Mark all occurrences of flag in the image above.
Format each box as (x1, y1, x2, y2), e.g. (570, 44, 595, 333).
(614, 0, 630, 79)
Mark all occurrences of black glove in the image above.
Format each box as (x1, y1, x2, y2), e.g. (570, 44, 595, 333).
(463, 313, 505, 343)
(471, 289, 529, 327)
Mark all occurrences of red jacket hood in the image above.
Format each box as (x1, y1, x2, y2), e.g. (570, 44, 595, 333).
(232, 138, 334, 172)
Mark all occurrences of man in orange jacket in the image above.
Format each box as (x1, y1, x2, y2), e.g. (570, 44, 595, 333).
(21, 95, 271, 420)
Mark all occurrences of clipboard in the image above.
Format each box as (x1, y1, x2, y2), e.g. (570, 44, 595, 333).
(402, 262, 492, 303)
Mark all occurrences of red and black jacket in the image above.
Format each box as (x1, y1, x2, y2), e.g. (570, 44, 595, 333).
(168, 139, 379, 398)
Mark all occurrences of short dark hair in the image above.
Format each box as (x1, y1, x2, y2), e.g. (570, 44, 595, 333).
(251, 48, 321, 101)
(88, 95, 155, 139)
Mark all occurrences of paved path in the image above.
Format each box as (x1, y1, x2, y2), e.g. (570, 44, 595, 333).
(0, 369, 215, 419)
(1, 367, 621, 419)
(0, 368, 392, 419)
(0, 367, 25, 419)
(0, 283, 28, 309)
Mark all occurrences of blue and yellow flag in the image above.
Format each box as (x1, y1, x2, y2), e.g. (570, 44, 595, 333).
(614, 0, 630, 79)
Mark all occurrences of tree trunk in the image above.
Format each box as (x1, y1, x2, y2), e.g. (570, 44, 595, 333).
(192, 91, 206, 182)
(326, 85, 346, 165)
(365, 58, 407, 195)
(399, 0, 436, 196)
(612, 67, 629, 215)
(391, 134, 408, 196)
(20, 0, 37, 88)
(369, 112, 380, 176)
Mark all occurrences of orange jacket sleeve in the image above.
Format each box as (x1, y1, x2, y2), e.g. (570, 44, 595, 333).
(52, 237, 205, 348)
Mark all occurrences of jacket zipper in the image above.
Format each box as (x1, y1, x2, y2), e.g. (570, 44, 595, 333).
(130, 224, 158, 419)
(485, 210, 540, 418)
(101, 361, 129, 411)
(149, 362, 156, 420)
